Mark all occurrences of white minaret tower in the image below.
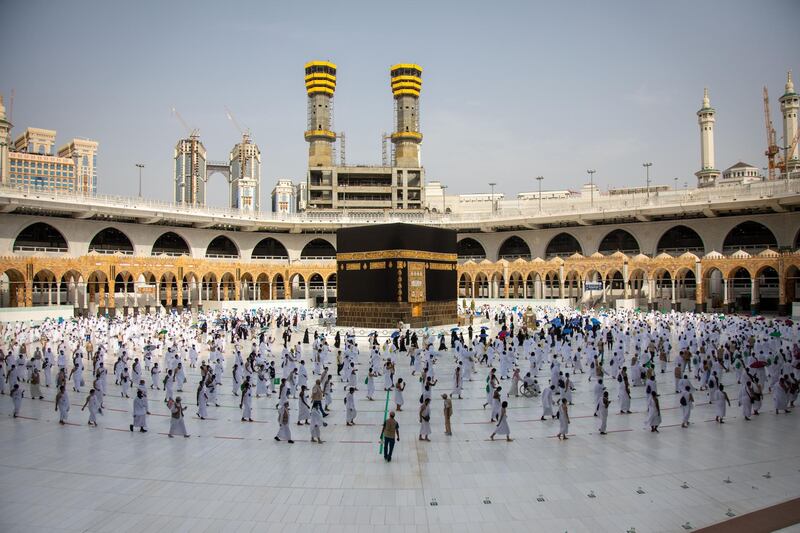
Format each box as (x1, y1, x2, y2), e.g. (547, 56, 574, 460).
(695, 88, 720, 188)
(0, 96, 11, 185)
(779, 70, 799, 178)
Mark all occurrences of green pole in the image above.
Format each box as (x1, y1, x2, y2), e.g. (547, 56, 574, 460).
(379, 389, 390, 455)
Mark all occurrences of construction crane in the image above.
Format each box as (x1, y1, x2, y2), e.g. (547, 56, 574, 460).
(224, 106, 250, 142)
(171, 107, 199, 139)
(764, 87, 779, 180)
(776, 128, 800, 179)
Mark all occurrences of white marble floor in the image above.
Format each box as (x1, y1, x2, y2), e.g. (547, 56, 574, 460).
(1, 327, 799, 533)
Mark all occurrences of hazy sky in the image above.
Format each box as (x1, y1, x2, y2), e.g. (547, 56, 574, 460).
(1, 0, 798, 207)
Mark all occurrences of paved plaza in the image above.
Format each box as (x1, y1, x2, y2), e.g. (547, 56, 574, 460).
(1, 316, 799, 533)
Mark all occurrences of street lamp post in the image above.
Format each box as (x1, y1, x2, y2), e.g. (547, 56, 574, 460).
(489, 182, 496, 214)
(643, 162, 653, 201)
(135, 163, 145, 197)
(587, 169, 596, 206)
(535, 176, 544, 212)
(441, 184, 448, 214)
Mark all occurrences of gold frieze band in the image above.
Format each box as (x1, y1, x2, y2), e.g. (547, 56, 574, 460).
(336, 249, 457, 262)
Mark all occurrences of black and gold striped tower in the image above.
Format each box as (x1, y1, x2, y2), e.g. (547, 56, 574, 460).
(390, 63, 423, 167)
(304, 60, 337, 167)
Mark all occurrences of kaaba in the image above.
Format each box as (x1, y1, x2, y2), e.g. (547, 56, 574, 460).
(336, 223, 458, 328)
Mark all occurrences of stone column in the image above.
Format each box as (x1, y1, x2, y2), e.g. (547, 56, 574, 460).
(722, 278, 729, 308)
(48, 283, 53, 305)
(108, 281, 115, 312)
(25, 280, 33, 307)
(217, 282, 222, 301)
(778, 266, 789, 316)
(622, 262, 629, 299)
(750, 278, 759, 314)
(693, 262, 703, 312)
(323, 281, 328, 303)
(601, 279, 607, 303)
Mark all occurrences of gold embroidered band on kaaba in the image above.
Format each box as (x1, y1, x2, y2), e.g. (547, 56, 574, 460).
(336, 250, 457, 262)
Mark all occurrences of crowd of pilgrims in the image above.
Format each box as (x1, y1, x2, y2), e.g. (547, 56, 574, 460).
(1, 304, 798, 445)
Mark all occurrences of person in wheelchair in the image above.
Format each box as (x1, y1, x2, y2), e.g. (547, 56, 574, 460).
(521, 372, 540, 397)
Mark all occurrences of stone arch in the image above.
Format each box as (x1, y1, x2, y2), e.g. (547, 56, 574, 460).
(86, 270, 109, 310)
(508, 271, 525, 298)
(729, 266, 753, 310)
(722, 221, 777, 253)
(201, 272, 219, 301)
(159, 271, 179, 308)
(289, 272, 306, 298)
(255, 272, 271, 299)
(219, 272, 236, 301)
(497, 235, 531, 260)
(0, 268, 27, 307)
(252, 237, 289, 260)
(563, 269, 581, 300)
(457, 238, 486, 261)
(239, 272, 254, 300)
(273, 273, 286, 299)
(753, 265, 779, 311)
(206, 235, 239, 259)
(656, 225, 704, 255)
(545, 232, 583, 258)
(152, 231, 190, 257)
(474, 272, 490, 298)
(89, 227, 134, 255)
(458, 272, 473, 298)
(32, 269, 58, 306)
(674, 266, 697, 302)
(525, 271, 537, 299)
(325, 272, 337, 302)
(628, 267, 647, 299)
(13, 222, 68, 253)
(544, 270, 561, 299)
(598, 229, 640, 255)
(301, 238, 336, 260)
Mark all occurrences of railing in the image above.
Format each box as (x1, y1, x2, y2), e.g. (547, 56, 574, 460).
(1, 178, 799, 227)
(12, 245, 68, 253)
(88, 248, 134, 255)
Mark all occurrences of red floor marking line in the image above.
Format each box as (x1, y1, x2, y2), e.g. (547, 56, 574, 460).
(661, 423, 682, 428)
(15, 415, 39, 420)
(605, 429, 633, 433)
(338, 440, 371, 444)
(546, 434, 576, 438)
(214, 435, 244, 440)
(105, 427, 131, 432)
(464, 421, 493, 425)
(63, 422, 81, 426)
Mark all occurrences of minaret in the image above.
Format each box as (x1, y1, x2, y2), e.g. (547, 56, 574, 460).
(390, 63, 423, 168)
(0, 96, 11, 185)
(304, 61, 337, 167)
(695, 88, 720, 187)
(779, 70, 799, 177)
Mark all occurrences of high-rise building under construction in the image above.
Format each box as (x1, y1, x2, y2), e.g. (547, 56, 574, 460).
(305, 61, 425, 210)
